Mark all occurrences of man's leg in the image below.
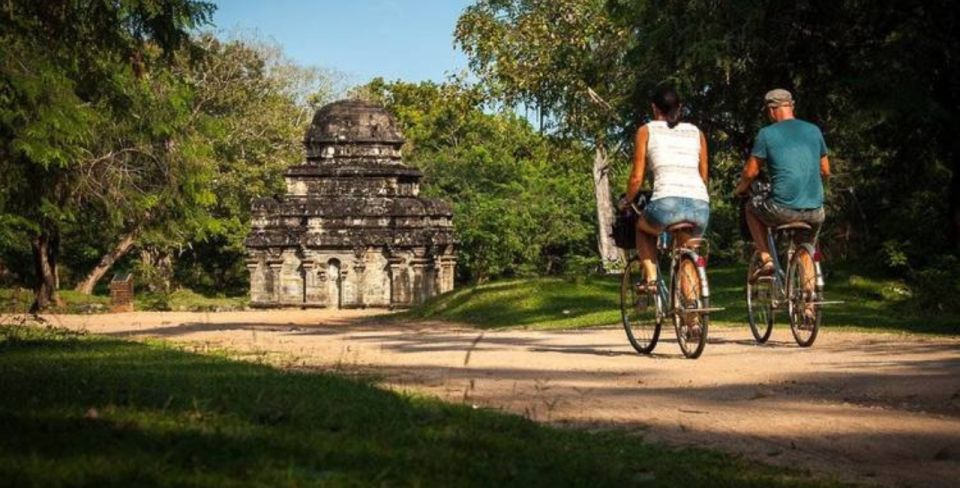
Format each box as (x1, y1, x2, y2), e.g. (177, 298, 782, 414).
(800, 210, 824, 319)
(744, 205, 772, 264)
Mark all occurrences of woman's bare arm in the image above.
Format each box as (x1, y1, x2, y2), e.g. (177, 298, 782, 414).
(699, 130, 709, 184)
(625, 126, 649, 204)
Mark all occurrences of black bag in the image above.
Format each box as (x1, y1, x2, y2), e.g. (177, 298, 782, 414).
(611, 191, 651, 249)
(739, 181, 771, 240)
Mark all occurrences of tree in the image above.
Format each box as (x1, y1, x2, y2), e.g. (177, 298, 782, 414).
(168, 35, 342, 294)
(457, 0, 957, 275)
(0, 0, 215, 310)
(357, 78, 597, 281)
(608, 0, 958, 264)
(455, 0, 635, 272)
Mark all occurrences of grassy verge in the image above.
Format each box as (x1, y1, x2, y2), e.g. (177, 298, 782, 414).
(0, 324, 847, 487)
(0, 287, 246, 314)
(135, 288, 247, 312)
(403, 265, 959, 335)
(0, 288, 111, 314)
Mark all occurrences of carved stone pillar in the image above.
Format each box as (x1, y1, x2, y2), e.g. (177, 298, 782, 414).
(352, 261, 366, 308)
(267, 260, 283, 303)
(388, 256, 408, 307)
(441, 255, 457, 293)
(410, 247, 430, 305)
(350, 246, 367, 308)
(246, 258, 261, 302)
(301, 259, 317, 305)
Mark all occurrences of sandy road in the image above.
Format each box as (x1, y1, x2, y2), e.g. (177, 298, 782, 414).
(20, 309, 960, 487)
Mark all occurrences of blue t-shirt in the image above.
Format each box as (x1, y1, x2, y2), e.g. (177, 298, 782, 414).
(751, 119, 827, 209)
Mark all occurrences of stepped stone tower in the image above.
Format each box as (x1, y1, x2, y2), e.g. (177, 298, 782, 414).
(245, 100, 456, 308)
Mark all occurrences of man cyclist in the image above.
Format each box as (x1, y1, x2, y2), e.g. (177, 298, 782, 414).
(734, 89, 831, 282)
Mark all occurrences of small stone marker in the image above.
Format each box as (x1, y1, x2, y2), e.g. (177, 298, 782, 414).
(109, 273, 134, 313)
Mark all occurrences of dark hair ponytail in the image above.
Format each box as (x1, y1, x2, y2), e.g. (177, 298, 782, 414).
(651, 85, 682, 128)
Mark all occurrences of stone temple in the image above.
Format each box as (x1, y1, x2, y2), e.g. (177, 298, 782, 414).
(244, 100, 456, 308)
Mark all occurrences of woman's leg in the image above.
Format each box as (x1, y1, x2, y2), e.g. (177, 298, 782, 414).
(635, 217, 659, 283)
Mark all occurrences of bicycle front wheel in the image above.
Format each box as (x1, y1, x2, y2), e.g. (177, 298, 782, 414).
(746, 251, 775, 343)
(621, 257, 661, 354)
(787, 247, 821, 347)
(672, 255, 709, 359)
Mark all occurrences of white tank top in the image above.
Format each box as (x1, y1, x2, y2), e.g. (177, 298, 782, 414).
(645, 121, 709, 202)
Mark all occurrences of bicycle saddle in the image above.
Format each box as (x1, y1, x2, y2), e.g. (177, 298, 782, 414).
(775, 222, 813, 231)
(666, 222, 696, 233)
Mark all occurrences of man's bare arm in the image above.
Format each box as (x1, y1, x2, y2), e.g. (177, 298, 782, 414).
(820, 155, 831, 179)
(734, 155, 763, 196)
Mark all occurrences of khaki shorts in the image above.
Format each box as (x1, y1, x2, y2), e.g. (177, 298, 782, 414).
(749, 196, 824, 236)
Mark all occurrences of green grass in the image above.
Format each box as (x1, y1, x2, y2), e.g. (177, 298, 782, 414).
(0, 287, 246, 314)
(135, 288, 248, 312)
(0, 288, 111, 314)
(0, 325, 849, 487)
(403, 265, 959, 335)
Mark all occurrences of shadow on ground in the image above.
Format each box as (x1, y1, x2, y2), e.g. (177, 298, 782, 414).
(1, 324, 849, 487)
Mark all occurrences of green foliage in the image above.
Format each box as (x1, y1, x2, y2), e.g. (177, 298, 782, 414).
(456, 0, 958, 286)
(1, 5, 342, 297)
(455, 0, 631, 139)
(168, 35, 340, 292)
(0, 325, 844, 487)
(605, 0, 958, 266)
(358, 78, 597, 282)
(0, 0, 218, 308)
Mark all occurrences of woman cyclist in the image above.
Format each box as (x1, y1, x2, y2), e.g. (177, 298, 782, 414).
(622, 86, 710, 292)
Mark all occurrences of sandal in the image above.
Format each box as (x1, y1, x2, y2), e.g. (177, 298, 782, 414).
(635, 280, 658, 295)
(750, 260, 775, 283)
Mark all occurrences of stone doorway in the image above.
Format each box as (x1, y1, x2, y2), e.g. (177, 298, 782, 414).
(327, 259, 342, 309)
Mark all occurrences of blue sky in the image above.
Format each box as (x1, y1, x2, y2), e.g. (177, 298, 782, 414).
(210, 0, 472, 85)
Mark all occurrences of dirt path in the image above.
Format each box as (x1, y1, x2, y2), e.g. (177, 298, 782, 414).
(20, 310, 960, 487)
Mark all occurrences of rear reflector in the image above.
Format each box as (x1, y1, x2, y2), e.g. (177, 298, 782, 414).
(813, 250, 822, 262)
(696, 256, 708, 267)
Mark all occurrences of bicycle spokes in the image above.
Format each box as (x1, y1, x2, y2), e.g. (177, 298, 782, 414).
(673, 256, 708, 359)
(620, 258, 662, 354)
(746, 251, 775, 343)
(787, 248, 821, 347)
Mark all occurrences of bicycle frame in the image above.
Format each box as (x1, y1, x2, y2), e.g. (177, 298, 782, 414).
(764, 228, 825, 305)
(653, 232, 712, 317)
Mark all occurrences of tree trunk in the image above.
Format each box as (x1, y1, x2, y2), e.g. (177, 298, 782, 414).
(592, 142, 623, 272)
(29, 230, 63, 313)
(51, 227, 60, 290)
(949, 120, 960, 250)
(75, 232, 137, 295)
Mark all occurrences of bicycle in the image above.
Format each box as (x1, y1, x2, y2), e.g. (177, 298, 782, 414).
(746, 219, 835, 347)
(620, 222, 720, 359)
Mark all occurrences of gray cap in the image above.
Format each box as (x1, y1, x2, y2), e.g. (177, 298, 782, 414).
(764, 89, 794, 108)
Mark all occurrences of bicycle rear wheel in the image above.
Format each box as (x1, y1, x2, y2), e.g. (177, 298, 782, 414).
(621, 257, 661, 354)
(746, 251, 775, 343)
(672, 255, 708, 359)
(787, 248, 821, 347)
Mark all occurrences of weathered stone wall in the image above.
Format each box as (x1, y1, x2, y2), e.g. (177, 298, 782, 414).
(246, 248, 452, 309)
(245, 99, 455, 309)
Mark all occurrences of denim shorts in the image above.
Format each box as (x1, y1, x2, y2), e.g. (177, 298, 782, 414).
(642, 197, 710, 236)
